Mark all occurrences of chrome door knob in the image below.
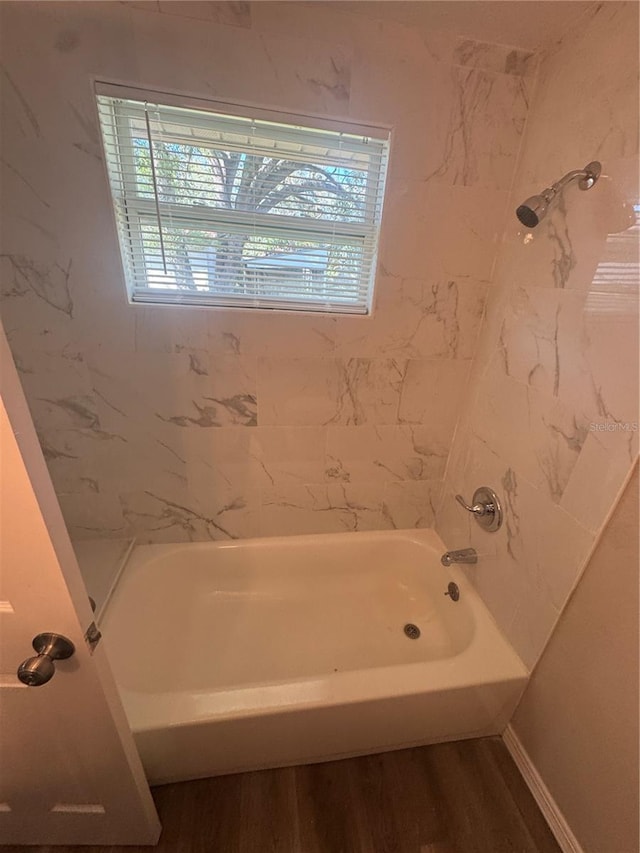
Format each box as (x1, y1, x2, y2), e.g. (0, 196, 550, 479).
(17, 632, 75, 687)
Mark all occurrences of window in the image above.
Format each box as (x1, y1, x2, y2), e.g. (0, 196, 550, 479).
(96, 84, 390, 314)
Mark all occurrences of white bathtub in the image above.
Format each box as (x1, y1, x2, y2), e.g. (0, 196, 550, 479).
(101, 528, 527, 784)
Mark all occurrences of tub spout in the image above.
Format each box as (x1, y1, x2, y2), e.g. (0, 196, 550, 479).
(441, 548, 477, 566)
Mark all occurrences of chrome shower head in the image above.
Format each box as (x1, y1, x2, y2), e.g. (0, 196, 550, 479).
(516, 194, 550, 228)
(515, 160, 601, 228)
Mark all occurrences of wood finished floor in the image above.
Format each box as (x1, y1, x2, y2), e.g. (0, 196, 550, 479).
(3, 738, 561, 853)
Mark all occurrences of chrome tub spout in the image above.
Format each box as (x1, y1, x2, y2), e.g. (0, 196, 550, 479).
(441, 548, 478, 566)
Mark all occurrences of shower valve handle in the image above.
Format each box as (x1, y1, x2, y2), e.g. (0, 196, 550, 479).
(454, 487, 503, 533)
(455, 494, 490, 516)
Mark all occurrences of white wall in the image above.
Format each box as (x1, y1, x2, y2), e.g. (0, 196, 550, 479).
(512, 463, 639, 853)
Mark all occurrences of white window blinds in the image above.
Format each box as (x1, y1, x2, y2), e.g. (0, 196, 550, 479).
(96, 84, 390, 314)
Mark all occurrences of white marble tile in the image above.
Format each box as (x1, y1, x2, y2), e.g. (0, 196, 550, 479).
(439, 434, 595, 668)
(208, 310, 336, 359)
(333, 278, 488, 361)
(463, 283, 509, 388)
(85, 347, 150, 433)
(96, 420, 190, 494)
(36, 426, 102, 497)
(177, 425, 329, 493)
(57, 491, 127, 540)
(497, 465, 594, 611)
(257, 357, 405, 426)
(78, 297, 137, 358)
(260, 482, 383, 537)
(325, 425, 448, 485)
(0, 254, 76, 335)
(472, 367, 589, 503)
(125, 2, 160, 12)
(385, 104, 448, 185)
(179, 427, 255, 492)
(250, 426, 328, 488)
(426, 66, 531, 191)
(206, 312, 252, 357)
(259, 0, 455, 73)
(86, 353, 259, 501)
(86, 353, 254, 495)
(398, 360, 471, 442)
(347, 27, 436, 124)
(513, 3, 639, 193)
(257, 357, 342, 427)
(453, 38, 536, 77)
(129, 6, 253, 100)
(133, 8, 353, 119)
(120, 485, 260, 543)
(0, 2, 138, 126)
(256, 32, 353, 115)
(379, 181, 509, 280)
(381, 480, 443, 530)
(1, 309, 79, 386)
(492, 286, 581, 396)
(250, 1, 356, 46)
(460, 546, 526, 656)
(135, 305, 209, 354)
(350, 43, 454, 184)
(494, 284, 639, 428)
(567, 293, 639, 426)
(14, 351, 97, 432)
(435, 483, 472, 551)
(158, 2, 251, 28)
(139, 351, 257, 429)
(560, 427, 639, 533)
(506, 588, 561, 671)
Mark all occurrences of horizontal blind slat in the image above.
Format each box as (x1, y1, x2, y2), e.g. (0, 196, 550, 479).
(99, 98, 388, 154)
(131, 290, 370, 314)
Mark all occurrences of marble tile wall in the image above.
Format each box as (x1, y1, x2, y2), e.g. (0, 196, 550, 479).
(436, 1, 639, 668)
(0, 2, 534, 542)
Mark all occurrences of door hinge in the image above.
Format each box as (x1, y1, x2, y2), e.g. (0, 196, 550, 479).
(84, 621, 102, 654)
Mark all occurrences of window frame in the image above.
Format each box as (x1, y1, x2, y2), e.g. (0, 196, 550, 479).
(95, 81, 391, 315)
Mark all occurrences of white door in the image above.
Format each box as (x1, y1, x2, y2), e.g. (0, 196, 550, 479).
(0, 325, 161, 846)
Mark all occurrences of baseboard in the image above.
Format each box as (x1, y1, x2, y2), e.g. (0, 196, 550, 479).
(502, 725, 584, 853)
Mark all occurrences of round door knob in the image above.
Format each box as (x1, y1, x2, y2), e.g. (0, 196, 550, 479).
(17, 654, 56, 686)
(17, 633, 75, 687)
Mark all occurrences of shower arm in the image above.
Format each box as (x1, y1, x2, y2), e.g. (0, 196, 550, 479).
(541, 163, 601, 201)
(515, 161, 601, 228)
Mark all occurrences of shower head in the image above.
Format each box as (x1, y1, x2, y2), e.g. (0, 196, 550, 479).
(515, 160, 601, 227)
(516, 194, 550, 228)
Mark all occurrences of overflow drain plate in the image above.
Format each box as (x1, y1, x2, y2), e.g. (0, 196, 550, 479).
(404, 623, 421, 640)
